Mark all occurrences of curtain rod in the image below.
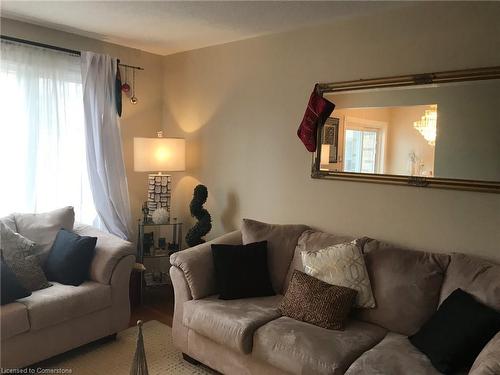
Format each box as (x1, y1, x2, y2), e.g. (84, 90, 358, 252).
(0, 35, 144, 71)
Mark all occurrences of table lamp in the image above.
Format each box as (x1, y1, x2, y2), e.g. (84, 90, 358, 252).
(134, 131, 185, 223)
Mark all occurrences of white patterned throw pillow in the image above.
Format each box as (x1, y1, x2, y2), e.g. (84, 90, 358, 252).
(301, 241, 375, 308)
(0, 221, 51, 291)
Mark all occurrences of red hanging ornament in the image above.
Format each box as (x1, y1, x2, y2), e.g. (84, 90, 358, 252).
(122, 66, 131, 93)
(122, 82, 130, 93)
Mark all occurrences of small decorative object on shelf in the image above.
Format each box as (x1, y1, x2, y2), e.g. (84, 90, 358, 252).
(158, 237, 166, 250)
(152, 207, 169, 224)
(142, 232, 154, 256)
(141, 202, 150, 224)
(186, 184, 212, 247)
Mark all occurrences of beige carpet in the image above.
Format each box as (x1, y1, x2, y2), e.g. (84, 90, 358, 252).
(39, 320, 215, 374)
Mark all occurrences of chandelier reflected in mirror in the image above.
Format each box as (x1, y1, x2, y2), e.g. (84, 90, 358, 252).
(413, 105, 438, 146)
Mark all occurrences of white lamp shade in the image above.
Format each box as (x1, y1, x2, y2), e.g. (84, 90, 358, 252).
(134, 137, 185, 172)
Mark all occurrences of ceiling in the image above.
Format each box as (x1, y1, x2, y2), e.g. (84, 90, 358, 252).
(1, 1, 408, 56)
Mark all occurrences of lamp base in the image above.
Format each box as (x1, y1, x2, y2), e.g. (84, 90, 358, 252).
(146, 173, 171, 222)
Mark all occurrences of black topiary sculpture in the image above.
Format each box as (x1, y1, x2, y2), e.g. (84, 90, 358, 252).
(185, 184, 212, 247)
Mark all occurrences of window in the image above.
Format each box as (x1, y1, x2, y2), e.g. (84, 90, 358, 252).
(344, 129, 379, 173)
(343, 117, 386, 174)
(0, 41, 96, 223)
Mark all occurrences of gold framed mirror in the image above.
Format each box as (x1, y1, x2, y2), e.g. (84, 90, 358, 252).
(312, 67, 500, 193)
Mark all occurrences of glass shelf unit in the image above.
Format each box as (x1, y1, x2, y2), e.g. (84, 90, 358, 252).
(136, 219, 183, 304)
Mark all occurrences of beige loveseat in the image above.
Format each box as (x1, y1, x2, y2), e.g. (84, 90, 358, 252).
(0, 223, 135, 369)
(170, 222, 500, 375)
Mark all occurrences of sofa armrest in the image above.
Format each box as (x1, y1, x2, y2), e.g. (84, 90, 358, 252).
(110, 254, 135, 333)
(170, 265, 192, 352)
(170, 230, 242, 299)
(469, 332, 500, 375)
(74, 223, 135, 284)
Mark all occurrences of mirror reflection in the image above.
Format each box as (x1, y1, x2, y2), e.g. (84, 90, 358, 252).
(320, 79, 500, 182)
(321, 104, 437, 177)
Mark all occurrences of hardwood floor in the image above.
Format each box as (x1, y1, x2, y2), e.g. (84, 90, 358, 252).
(130, 284, 175, 327)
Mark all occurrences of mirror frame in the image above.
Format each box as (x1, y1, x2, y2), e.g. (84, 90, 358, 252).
(312, 66, 500, 194)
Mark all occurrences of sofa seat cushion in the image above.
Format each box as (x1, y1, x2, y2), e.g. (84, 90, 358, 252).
(252, 317, 387, 375)
(183, 294, 282, 354)
(345, 332, 442, 375)
(0, 302, 30, 340)
(18, 281, 111, 331)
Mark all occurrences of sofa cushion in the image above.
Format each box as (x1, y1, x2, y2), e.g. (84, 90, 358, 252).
(440, 253, 500, 311)
(0, 302, 30, 340)
(252, 317, 387, 375)
(183, 294, 282, 354)
(345, 332, 442, 375)
(279, 270, 357, 330)
(284, 229, 353, 292)
(409, 289, 500, 374)
(241, 219, 309, 293)
(470, 332, 500, 375)
(17, 281, 111, 331)
(356, 239, 450, 335)
(170, 230, 242, 300)
(211, 241, 275, 300)
(301, 241, 375, 308)
(1, 259, 31, 305)
(45, 229, 97, 286)
(13, 206, 75, 264)
(0, 214, 17, 232)
(0, 221, 51, 291)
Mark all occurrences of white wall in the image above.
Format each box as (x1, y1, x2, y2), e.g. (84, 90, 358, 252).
(162, 3, 500, 261)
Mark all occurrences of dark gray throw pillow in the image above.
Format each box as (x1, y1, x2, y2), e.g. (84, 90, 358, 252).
(44, 229, 97, 286)
(0, 221, 50, 291)
(1, 259, 31, 305)
(211, 241, 275, 300)
(409, 288, 500, 374)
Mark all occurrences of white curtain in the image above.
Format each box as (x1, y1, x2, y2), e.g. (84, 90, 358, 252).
(80, 52, 132, 240)
(0, 41, 97, 223)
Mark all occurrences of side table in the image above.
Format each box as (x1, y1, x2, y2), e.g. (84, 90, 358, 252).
(136, 219, 183, 304)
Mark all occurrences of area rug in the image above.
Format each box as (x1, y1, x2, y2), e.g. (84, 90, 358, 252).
(39, 320, 215, 374)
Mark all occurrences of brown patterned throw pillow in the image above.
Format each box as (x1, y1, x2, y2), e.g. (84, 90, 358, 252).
(279, 270, 357, 330)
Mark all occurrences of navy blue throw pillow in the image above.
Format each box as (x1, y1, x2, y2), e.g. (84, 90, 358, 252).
(1, 259, 31, 305)
(409, 288, 500, 374)
(211, 241, 275, 300)
(45, 229, 97, 286)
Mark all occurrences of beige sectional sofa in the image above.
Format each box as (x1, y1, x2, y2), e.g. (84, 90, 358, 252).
(170, 226, 500, 375)
(1, 223, 135, 369)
